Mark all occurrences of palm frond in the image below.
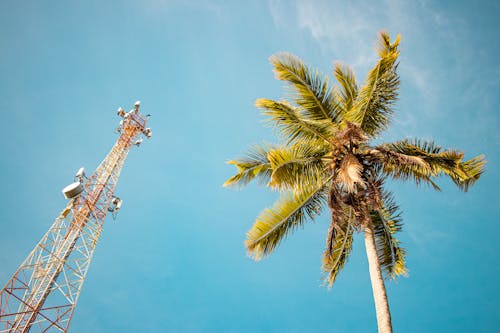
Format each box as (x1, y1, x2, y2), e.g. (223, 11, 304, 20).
(368, 145, 438, 190)
(224, 144, 273, 188)
(256, 98, 334, 144)
(267, 142, 330, 192)
(380, 139, 486, 191)
(449, 154, 485, 191)
(346, 32, 401, 137)
(376, 31, 401, 57)
(334, 62, 358, 118)
(270, 53, 339, 122)
(322, 207, 354, 287)
(370, 190, 407, 279)
(245, 180, 330, 260)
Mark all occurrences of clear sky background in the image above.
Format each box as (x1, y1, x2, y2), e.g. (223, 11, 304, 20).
(0, 1, 498, 332)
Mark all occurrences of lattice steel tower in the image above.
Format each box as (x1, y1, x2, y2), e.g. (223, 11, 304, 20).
(0, 101, 151, 332)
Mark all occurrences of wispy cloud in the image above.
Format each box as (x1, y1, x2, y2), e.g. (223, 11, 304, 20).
(295, 0, 380, 71)
(400, 63, 436, 112)
(269, 0, 382, 66)
(269, 0, 291, 31)
(406, 221, 450, 256)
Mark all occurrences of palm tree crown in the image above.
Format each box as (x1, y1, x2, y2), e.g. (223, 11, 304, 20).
(224, 32, 485, 331)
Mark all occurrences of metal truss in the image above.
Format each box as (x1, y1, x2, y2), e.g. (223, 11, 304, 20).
(0, 103, 150, 332)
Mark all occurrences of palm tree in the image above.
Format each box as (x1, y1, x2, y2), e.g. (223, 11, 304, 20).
(224, 32, 485, 332)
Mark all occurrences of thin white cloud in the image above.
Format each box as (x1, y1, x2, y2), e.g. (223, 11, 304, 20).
(269, 0, 289, 30)
(406, 222, 449, 256)
(400, 63, 436, 112)
(295, 0, 379, 71)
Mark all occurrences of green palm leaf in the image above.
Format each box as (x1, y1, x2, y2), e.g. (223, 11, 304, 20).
(224, 144, 273, 188)
(245, 180, 330, 260)
(381, 139, 486, 191)
(449, 155, 485, 191)
(334, 62, 358, 117)
(370, 191, 407, 279)
(346, 32, 400, 137)
(368, 145, 439, 190)
(267, 142, 330, 192)
(256, 98, 334, 144)
(270, 53, 339, 122)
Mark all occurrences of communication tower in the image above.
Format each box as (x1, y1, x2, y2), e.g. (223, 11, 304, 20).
(0, 101, 151, 332)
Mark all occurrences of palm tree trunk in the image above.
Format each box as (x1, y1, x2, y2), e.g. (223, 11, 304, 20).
(364, 222, 393, 333)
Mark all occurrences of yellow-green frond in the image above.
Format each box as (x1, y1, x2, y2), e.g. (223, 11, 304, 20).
(346, 32, 400, 137)
(369, 145, 438, 189)
(381, 139, 486, 191)
(441, 154, 486, 192)
(256, 98, 334, 144)
(376, 31, 401, 58)
(370, 190, 408, 279)
(224, 144, 273, 188)
(245, 182, 330, 260)
(270, 53, 340, 122)
(334, 62, 358, 117)
(267, 142, 330, 192)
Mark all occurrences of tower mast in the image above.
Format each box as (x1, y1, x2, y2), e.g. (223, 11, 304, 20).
(0, 102, 151, 333)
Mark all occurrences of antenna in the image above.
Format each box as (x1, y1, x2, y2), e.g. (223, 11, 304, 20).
(75, 167, 86, 182)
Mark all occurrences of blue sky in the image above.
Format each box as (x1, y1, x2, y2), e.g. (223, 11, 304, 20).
(0, 0, 498, 332)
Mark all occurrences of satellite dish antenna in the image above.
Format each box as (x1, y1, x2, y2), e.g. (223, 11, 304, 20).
(114, 197, 123, 211)
(108, 196, 123, 219)
(144, 128, 152, 139)
(75, 167, 86, 182)
(117, 107, 126, 117)
(134, 138, 143, 147)
(62, 182, 84, 199)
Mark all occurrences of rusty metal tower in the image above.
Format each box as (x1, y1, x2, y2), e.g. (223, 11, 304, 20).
(0, 101, 151, 332)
